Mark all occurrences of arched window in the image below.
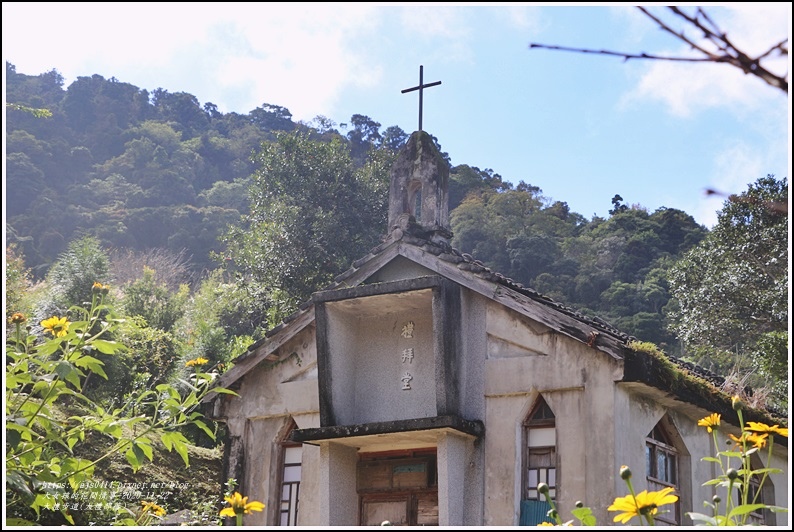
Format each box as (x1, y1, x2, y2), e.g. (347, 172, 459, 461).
(519, 396, 557, 525)
(408, 180, 422, 220)
(645, 422, 680, 525)
(277, 420, 302, 526)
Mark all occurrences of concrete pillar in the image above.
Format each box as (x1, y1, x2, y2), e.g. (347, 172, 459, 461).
(437, 431, 467, 526)
(318, 442, 358, 525)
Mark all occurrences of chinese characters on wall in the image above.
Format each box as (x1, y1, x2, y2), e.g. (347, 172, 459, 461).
(401, 321, 415, 390)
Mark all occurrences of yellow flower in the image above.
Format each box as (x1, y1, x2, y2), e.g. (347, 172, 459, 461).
(41, 316, 70, 338)
(9, 312, 26, 324)
(141, 500, 166, 517)
(537, 522, 555, 526)
(745, 421, 788, 438)
(219, 492, 265, 517)
(698, 413, 721, 433)
(608, 487, 678, 524)
(186, 357, 209, 367)
(729, 432, 769, 449)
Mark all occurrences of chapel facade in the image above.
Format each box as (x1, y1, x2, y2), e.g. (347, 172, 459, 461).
(204, 131, 788, 526)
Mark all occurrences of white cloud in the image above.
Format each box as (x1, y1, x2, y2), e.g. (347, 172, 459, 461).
(619, 5, 789, 117)
(398, 5, 468, 39)
(495, 5, 543, 32)
(694, 139, 769, 227)
(3, 3, 387, 120)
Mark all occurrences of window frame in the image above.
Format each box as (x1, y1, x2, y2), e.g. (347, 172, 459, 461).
(523, 397, 557, 502)
(645, 424, 680, 525)
(276, 425, 302, 526)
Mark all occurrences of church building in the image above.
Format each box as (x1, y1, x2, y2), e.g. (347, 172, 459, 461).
(204, 130, 788, 526)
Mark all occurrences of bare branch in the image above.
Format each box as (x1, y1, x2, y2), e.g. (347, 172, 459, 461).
(528, 43, 715, 64)
(705, 188, 788, 214)
(529, 6, 788, 93)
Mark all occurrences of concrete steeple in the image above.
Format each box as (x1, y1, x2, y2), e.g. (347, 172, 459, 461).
(387, 130, 452, 244)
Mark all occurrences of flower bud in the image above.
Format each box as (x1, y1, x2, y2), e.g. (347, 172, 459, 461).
(538, 482, 550, 495)
(619, 465, 632, 480)
(712, 495, 721, 504)
(731, 395, 744, 411)
(575, 501, 584, 508)
(727, 468, 739, 480)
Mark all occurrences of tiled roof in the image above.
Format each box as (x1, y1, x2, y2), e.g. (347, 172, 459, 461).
(255, 228, 724, 384)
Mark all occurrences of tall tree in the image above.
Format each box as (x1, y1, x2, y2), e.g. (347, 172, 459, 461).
(668, 175, 788, 404)
(222, 131, 393, 323)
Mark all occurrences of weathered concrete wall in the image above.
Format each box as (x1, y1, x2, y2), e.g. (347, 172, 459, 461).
(241, 417, 285, 526)
(437, 431, 468, 525)
(221, 327, 318, 421)
(319, 441, 358, 525)
(367, 255, 436, 284)
(613, 384, 789, 526)
(459, 290, 487, 525)
(325, 301, 436, 425)
(218, 326, 320, 526)
(481, 301, 623, 526)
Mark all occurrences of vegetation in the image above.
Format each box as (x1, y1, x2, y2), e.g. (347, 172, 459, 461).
(668, 176, 789, 408)
(5, 61, 788, 525)
(5, 286, 235, 525)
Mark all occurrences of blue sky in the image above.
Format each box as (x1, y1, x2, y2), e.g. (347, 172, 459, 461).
(3, 3, 791, 227)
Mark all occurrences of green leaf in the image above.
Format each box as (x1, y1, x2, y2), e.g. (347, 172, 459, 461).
(125, 445, 142, 471)
(173, 438, 190, 468)
(750, 467, 782, 475)
(207, 386, 240, 397)
(570, 506, 597, 526)
(161, 431, 191, 467)
(55, 360, 82, 389)
(192, 419, 216, 441)
(6, 428, 22, 450)
(686, 512, 718, 526)
(91, 339, 123, 354)
(35, 339, 63, 357)
(727, 504, 768, 518)
(62, 457, 94, 491)
(135, 439, 154, 462)
(718, 450, 744, 458)
(6, 471, 35, 503)
(700, 456, 721, 463)
(97, 420, 123, 439)
(72, 354, 107, 378)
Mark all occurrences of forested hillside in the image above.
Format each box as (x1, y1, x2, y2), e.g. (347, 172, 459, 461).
(5, 62, 788, 525)
(7, 62, 788, 386)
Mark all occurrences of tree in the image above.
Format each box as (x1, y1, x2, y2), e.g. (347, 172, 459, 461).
(41, 236, 111, 315)
(609, 194, 629, 216)
(347, 114, 383, 163)
(529, 6, 788, 93)
(248, 102, 294, 132)
(222, 131, 393, 322)
(668, 175, 788, 405)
